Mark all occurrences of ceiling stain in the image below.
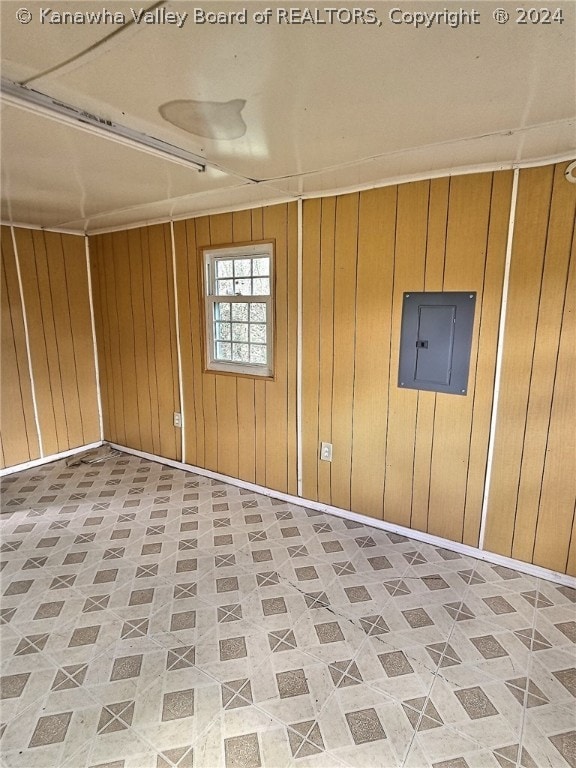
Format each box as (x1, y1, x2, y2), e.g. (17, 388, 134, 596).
(159, 99, 247, 140)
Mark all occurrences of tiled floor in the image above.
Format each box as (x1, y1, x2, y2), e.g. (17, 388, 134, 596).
(1, 452, 575, 768)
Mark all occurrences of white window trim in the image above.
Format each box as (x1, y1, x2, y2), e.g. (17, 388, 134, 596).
(202, 242, 274, 377)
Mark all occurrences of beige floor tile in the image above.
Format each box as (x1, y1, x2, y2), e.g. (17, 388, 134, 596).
(1, 453, 575, 768)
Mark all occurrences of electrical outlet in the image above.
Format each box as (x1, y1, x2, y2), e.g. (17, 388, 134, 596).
(320, 442, 332, 462)
(173, 412, 182, 428)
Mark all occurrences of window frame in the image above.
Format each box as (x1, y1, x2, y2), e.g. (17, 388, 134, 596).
(201, 241, 275, 378)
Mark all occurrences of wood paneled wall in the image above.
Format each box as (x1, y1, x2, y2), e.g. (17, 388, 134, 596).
(302, 173, 513, 547)
(0, 226, 100, 469)
(80, 162, 574, 576)
(484, 164, 576, 575)
(90, 225, 181, 461)
(173, 204, 298, 495)
(89, 205, 298, 494)
(1, 227, 40, 467)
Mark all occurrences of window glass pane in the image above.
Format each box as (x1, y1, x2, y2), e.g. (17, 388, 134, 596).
(250, 345, 267, 364)
(249, 303, 266, 322)
(234, 259, 251, 277)
(215, 322, 230, 341)
(253, 257, 269, 276)
(234, 278, 252, 295)
(231, 303, 249, 322)
(216, 260, 233, 278)
(206, 246, 272, 375)
(231, 323, 248, 342)
(253, 277, 269, 295)
(216, 279, 233, 296)
(250, 324, 266, 343)
(216, 302, 231, 321)
(232, 343, 249, 362)
(216, 342, 232, 360)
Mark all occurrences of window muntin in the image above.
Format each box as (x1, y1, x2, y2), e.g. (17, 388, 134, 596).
(203, 243, 274, 376)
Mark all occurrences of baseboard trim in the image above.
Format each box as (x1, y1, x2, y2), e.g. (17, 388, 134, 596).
(0, 441, 104, 477)
(107, 442, 576, 589)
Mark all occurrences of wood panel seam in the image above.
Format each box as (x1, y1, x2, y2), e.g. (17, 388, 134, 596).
(85, 237, 104, 441)
(478, 168, 520, 550)
(461, 172, 495, 544)
(10, 226, 44, 457)
(509, 173, 556, 554)
(531, 229, 574, 568)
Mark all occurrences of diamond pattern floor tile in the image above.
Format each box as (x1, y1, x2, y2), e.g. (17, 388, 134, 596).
(1, 453, 575, 767)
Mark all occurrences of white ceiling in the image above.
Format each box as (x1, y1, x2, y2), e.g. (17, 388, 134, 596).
(1, 0, 575, 233)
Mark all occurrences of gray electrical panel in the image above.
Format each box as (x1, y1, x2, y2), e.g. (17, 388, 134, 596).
(398, 292, 476, 396)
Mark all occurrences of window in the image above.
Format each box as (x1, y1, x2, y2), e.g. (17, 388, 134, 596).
(202, 242, 274, 377)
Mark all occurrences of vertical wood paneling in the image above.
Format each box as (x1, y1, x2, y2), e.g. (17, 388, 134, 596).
(264, 204, 289, 493)
(211, 214, 239, 479)
(195, 217, 218, 471)
(233, 210, 257, 484)
(61, 235, 101, 444)
(0, 260, 33, 465)
(251, 208, 267, 487)
(8, 227, 99, 461)
(150, 225, 180, 460)
(427, 174, 493, 542)
(112, 231, 139, 449)
(410, 177, 449, 534)
(44, 232, 84, 449)
(317, 198, 336, 504)
(484, 162, 576, 574)
(172, 221, 196, 464)
(17, 229, 66, 454)
(140, 228, 160, 453)
(104, 232, 127, 447)
(127, 228, 155, 455)
(532, 246, 574, 572)
(171, 203, 297, 492)
(567, 511, 576, 577)
(462, 171, 513, 546)
(301, 199, 322, 500)
(90, 224, 180, 461)
(90, 236, 113, 443)
(484, 166, 556, 556)
(286, 202, 299, 496)
(350, 187, 396, 518)
(302, 173, 510, 554)
(383, 181, 429, 527)
(177, 218, 205, 466)
(77, 162, 571, 576)
(165, 225, 182, 460)
(330, 194, 359, 510)
(512, 166, 574, 563)
(1, 227, 39, 466)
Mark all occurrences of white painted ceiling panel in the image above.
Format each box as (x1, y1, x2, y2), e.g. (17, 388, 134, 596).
(63, 182, 295, 233)
(268, 118, 576, 197)
(18, 2, 576, 176)
(0, 103, 239, 229)
(1, 0, 574, 232)
(1, 1, 139, 80)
